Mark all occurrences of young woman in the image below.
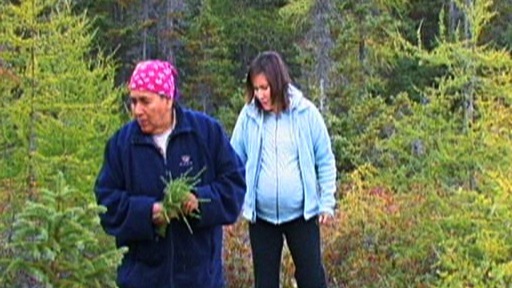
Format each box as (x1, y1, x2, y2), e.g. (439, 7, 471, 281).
(231, 51, 337, 288)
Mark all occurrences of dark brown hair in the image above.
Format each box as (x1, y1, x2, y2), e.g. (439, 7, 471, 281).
(245, 51, 292, 113)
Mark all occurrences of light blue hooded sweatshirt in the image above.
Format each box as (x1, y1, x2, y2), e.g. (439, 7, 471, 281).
(230, 84, 336, 222)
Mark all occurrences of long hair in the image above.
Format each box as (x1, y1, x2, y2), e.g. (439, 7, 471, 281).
(245, 51, 292, 113)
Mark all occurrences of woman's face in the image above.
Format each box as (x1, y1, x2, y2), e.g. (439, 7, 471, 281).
(129, 90, 174, 135)
(252, 73, 273, 112)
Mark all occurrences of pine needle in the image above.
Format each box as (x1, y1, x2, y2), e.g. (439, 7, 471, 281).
(156, 167, 210, 237)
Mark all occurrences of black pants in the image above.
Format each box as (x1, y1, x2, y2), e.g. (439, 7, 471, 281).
(249, 216, 327, 288)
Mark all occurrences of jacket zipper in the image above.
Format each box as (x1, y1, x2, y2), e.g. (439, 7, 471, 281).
(275, 114, 279, 223)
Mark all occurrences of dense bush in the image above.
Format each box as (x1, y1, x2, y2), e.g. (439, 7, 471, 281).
(223, 167, 512, 287)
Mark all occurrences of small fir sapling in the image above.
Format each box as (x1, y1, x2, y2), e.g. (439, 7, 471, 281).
(156, 168, 209, 237)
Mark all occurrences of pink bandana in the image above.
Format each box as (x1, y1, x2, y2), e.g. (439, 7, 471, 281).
(129, 60, 177, 99)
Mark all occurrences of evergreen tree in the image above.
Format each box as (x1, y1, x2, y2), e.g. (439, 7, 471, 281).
(481, 0, 512, 50)
(380, 0, 512, 191)
(0, 0, 121, 204)
(1, 172, 125, 287)
(72, 0, 142, 82)
(211, 0, 300, 80)
(0, 0, 124, 285)
(322, 0, 409, 173)
(181, 0, 236, 114)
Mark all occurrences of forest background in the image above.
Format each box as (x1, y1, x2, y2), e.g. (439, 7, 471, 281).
(1, 0, 512, 287)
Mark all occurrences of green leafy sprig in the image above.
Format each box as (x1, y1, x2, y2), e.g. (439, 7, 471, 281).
(156, 168, 210, 237)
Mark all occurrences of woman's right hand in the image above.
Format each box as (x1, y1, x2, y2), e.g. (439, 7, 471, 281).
(152, 202, 165, 226)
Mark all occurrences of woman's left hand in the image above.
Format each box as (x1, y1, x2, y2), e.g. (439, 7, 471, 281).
(318, 213, 334, 225)
(182, 192, 199, 214)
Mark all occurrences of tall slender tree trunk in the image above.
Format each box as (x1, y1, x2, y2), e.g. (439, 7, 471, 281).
(28, 0, 37, 200)
(462, 0, 476, 190)
(306, 0, 334, 114)
(463, 0, 474, 134)
(142, 0, 149, 59)
(449, 0, 457, 37)
(357, 4, 368, 99)
(157, 0, 186, 63)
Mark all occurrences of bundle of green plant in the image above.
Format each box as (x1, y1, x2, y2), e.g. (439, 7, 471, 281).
(156, 168, 209, 237)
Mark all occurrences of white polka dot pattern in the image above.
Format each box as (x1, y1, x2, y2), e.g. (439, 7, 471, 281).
(129, 60, 177, 98)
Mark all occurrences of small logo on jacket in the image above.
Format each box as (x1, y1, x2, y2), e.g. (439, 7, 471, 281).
(179, 155, 193, 167)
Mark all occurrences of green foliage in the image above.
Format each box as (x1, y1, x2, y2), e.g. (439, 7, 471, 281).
(481, 0, 512, 50)
(325, 166, 512, 287)
(72, 0, 140, 57)
(432, 172, 512, 287)
(0, 0, 121, 198)
(335, 0, 512, 191)
(316, 156, 512, 287)
(0, 172, 125, 287)
(215, 88, 246, 135)
(0, 1, 124, 286)
(331, 0, 407, 102)
(321, 1, 512, 287)
(326, 165, 441, 287)
(402, 0, 445, 49)
(328, 94, 398, 175)
(207, 0, 300, 79)
(278, 0, 314, 30)
(181, 0, 237, 114)
(326, 0, 414, 172)
(378, 0, 512, 192)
